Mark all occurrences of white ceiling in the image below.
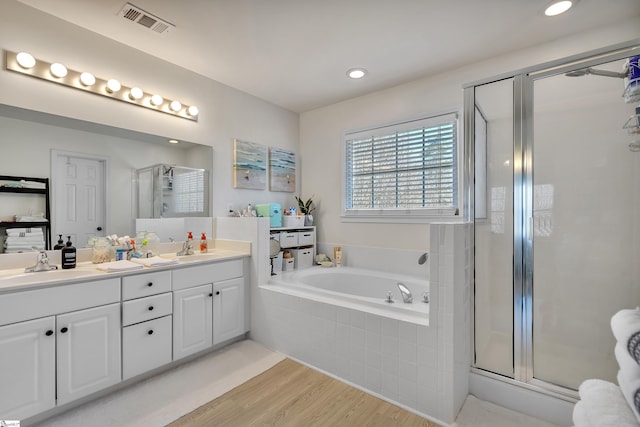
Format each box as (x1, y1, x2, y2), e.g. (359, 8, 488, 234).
(16, 0, 640, 113)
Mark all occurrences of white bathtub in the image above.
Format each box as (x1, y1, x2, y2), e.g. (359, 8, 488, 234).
(266, 266, 429, 325)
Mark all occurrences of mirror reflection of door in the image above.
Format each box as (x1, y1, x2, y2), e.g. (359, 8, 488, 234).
(52, 150, 107, 247)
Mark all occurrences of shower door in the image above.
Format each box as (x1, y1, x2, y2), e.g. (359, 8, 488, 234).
(470, 43, 640, 394)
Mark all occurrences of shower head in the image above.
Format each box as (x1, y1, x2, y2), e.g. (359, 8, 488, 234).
(565, 67, 627, 78)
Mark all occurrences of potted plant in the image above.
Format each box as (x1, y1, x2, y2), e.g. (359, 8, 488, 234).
(295, 195, 315, 225)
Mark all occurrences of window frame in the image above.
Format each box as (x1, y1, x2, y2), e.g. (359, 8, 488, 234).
(341, 111, 463, 224)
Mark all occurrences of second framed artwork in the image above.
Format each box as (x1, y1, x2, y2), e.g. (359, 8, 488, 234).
(269, 147, 296, 193)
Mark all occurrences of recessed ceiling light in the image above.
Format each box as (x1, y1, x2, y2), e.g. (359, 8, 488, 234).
(347, 68, 367, 79)
(544, 0, 575, 16)
(168, 139, 179, 144)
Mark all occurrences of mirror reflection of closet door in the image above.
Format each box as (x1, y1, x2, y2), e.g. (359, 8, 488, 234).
(52, 151, 107, 246)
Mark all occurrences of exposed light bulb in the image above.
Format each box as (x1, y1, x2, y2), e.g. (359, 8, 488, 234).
(79, 72, 96, 86)
(129, 87, 143, 100)
(170, 100, 182, 112)
(168, 139, 179, 144)
(16, 52, 36, 69)
(150, 94, 163, 106)
(544, 0, 574, 16)
(187, 105, 199, 116)
(50, 63, 68, 78)
(106, 79, 121, 93)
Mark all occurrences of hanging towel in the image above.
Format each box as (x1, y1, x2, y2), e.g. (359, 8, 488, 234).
(130, 256, 179, 267)
(578, 378, 639, 426)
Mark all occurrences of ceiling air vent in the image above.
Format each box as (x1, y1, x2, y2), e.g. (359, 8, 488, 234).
(119, 3, 175, 34)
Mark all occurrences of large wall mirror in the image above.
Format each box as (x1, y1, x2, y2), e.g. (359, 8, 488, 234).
(0, 104, 213, 250)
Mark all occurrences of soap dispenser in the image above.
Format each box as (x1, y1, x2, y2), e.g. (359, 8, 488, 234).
(61, 236, 76, 269)
(53, 234, 65, 250)
(200, 232, 208, 253)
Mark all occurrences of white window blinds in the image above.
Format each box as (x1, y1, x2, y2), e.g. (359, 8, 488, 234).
(345, 113, 458, 214)
(173, 169, 205, 214)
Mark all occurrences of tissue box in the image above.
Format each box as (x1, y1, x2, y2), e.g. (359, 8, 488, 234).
(255, 203, 282, 228)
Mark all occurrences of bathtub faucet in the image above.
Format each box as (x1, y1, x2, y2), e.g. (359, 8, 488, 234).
(397, 282, 413, 303)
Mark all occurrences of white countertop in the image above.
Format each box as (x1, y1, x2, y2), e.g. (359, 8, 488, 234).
(0, 248, 250, 293)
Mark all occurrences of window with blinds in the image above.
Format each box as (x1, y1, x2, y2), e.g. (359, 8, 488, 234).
(173, 169, 206, 214)
(344, 112, 458, 219)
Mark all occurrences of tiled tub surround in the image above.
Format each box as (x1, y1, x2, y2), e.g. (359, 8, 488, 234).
(254, 224, 471, 425)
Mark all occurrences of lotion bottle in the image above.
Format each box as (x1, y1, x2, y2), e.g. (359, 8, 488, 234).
(61, 236, 76, 269)
(53, 234, 65, 250)
(334, 247, 343, 267)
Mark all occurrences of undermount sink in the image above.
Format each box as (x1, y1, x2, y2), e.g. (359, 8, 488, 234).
(162, 253, 220, 262)
(0, 267, 98, 287)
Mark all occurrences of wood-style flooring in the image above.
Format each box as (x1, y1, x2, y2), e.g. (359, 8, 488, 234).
(168, 358, 440, 427)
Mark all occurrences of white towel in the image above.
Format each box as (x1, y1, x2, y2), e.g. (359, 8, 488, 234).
(96, 260, 144, 272)
(578, 378, 639, 426)
(129, 256, 179, 267)
(618, 370, 640, 424)
(5, 236, 45, 244)
(6, 228, 44, 237)
(572, 400, 591, 427)
(612, 308, 640, 365)
(617, 343, 640, 380)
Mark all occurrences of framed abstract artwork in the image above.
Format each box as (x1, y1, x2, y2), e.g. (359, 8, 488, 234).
(233, 139, 267, 190)
(269, 147, 296, 192)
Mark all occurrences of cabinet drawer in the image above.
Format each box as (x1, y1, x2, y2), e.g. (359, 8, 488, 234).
(172, 259, 242, 291)
(122, 315, 172, 380)
(297, 231, 314, 246)
(122, 293, 172, 326)
(122, 271, 171, 300)
(279, 232, 298, 248)
(0, 278, 120, 327)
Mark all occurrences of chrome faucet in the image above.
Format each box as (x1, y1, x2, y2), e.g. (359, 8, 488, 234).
(397, 282, 413, 303)
(25, 250, 59, 273)
(177, 240, 194, 256)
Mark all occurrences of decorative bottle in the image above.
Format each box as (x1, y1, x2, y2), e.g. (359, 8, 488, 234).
(53, 234, 65, 250)
(61, 236, 76, 269)
(200, 232, 208, 253)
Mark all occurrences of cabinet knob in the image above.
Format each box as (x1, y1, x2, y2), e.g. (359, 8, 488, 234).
(147, 282, 153, 287)
(60, 327, 68, 333)
(45, 330, 54, 336)
(148, 305, 154, 311)
(97, 226, 103, 231)
(216, 291, 221, 295)
(208, 293, 213, 297)
(148, 329, 154, 335)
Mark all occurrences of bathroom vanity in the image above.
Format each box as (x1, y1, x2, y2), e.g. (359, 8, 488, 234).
(0, 249, 249, 421)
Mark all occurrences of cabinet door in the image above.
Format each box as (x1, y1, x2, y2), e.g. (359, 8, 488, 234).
(213, 277, 245, 345)
(173, 284, 213, 360)
(0, 317, 55, 419)
(122, 315, 173, 380)
(57, 303, 121, 405)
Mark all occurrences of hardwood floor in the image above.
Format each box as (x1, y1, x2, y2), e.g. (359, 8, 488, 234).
(168, 358, 439, 427)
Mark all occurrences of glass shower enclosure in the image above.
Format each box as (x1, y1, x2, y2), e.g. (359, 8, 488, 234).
(467, 41, 640, 396)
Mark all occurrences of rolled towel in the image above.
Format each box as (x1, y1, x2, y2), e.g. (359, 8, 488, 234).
(617, 343, 640, 379)
(612, 308, 640, 363)
(579, 378, 639, 426)
(572, 400, 591, 427)
(618, 370, 640, 423)
(5, 236, 45, 244)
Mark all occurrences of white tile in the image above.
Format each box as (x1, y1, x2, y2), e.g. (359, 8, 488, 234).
(399, 339, 417, 364)
(350, 310, 367, 330)
(365, 313, 382, 332)
(399, 361, 417, 382)
(365, 366, 382, 393)
(381, 317, 399, 337)
(381, 371, 399, 400)
(366, 349, 383, 370)
(399, 377, 418, 408)
(365, 330, 382, 352)
(349, 326, 366, 348)
(399, 321, 417, 343)
(382, 355, 399, 376)
(382, 335, 399, 358)
(336, 307, 350, 324)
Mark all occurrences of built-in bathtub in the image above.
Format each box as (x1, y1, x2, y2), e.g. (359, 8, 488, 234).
(266, 266, 429, 326)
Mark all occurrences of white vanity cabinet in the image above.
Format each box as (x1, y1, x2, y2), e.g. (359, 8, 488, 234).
(0, 316, 56, 419)
(0, 278, 121, 419)
(121, 271, 173, 380)
(172, 259, 245, 360)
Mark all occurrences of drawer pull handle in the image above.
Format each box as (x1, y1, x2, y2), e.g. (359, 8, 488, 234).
(148, 329, 154, 335)
(147, 282, 153, 287)
(45, 330, 53, 336)
(60, 327, 68, 333)
(148, 306, 154, 311)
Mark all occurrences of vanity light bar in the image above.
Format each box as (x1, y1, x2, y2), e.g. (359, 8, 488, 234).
(5, 50, 199, 122)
